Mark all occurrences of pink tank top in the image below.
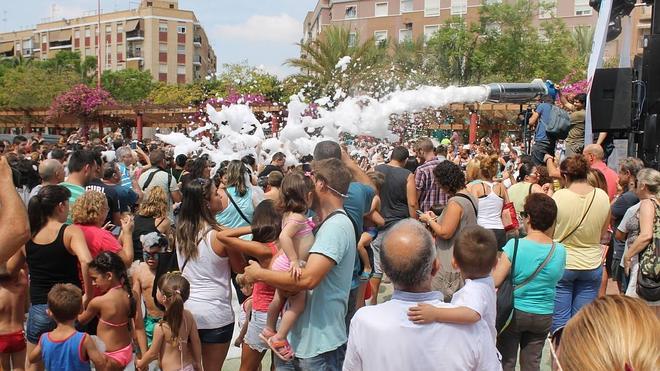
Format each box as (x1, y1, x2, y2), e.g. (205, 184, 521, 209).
(252, 242, 278, 312)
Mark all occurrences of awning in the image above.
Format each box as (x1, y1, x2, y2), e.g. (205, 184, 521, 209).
(125, 19, 140, 32)
(0, 42, 13, 54)
(49, 30, 72, 43)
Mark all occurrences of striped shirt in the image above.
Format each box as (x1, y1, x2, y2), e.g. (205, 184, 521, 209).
(60, 182, 85, 224)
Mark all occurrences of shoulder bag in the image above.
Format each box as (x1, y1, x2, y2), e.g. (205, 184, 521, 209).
(224, 188, 252, 225)
(497, 240, 557, 334)
(558, 189, 596, 243)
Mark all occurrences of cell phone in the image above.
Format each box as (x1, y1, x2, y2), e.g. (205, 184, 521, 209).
(110, 226, 121, 236)
(130, 141, 137, 150)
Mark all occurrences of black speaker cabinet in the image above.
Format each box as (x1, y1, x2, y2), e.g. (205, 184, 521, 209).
(590, 67, 632, 131)
(642, 34, 660, 114)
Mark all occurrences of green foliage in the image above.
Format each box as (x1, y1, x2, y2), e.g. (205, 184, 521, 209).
(286, 26, 387, 98)
(101, 69, 154, 104)
(147, 83, 205, 106)
(0, 65, 78, 107)
(204, 62, 284, 102)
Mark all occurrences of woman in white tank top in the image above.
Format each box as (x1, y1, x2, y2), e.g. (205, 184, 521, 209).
(176, 178, 247, 371)
(468, 155, 509, 249)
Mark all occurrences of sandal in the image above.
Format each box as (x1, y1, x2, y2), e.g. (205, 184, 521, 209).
(258, 327, 276, 344)
(267, 336, 295, 361)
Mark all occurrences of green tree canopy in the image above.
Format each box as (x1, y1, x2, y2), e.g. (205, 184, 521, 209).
(0, 65, 79, 108)
(101, 69, 154, 104)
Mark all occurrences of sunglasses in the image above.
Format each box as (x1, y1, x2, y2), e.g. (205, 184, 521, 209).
(143, 250, 160, 261)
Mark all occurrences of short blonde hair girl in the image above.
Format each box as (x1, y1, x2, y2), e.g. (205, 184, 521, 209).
(558, 295, 660, 371)
(71, 191, 108, 225)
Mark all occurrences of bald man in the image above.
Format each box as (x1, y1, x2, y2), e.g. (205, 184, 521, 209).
(583, 144, 619, 200)
(344, 219, 501, 371)
(28, 159, 65, 200)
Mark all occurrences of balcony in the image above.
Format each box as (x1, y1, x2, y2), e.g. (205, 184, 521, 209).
(126, 30, 144, 41)
(193, 36, 202, 46)
(193, 55, 202, 65)
(127, 50, 143, 60)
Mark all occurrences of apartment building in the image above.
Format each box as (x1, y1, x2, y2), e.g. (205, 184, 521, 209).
(303, 0, 649, 59)
(0, 0, 217, 84)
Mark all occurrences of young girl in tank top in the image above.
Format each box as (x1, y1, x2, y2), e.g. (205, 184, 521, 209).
(78, 252, 136, 370)
(136, 273, 201, 371)
(260, 171, 315, 360)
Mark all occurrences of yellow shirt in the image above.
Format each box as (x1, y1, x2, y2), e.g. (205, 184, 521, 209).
(552, 188, 610, 270)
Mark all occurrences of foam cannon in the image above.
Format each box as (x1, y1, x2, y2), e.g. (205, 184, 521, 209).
(484, 79, 548, 104)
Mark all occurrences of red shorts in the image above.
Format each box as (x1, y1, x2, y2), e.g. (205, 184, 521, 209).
(0, 330, 26, 354)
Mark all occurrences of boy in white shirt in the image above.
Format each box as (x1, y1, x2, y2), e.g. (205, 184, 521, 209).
(408, 225, 498, 343)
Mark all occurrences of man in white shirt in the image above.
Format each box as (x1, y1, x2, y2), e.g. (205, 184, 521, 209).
(343, 219, 502, 371)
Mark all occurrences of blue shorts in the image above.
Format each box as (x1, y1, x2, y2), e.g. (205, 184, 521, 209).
(198, 322, 234, 344)
(26, 304, 56, 344)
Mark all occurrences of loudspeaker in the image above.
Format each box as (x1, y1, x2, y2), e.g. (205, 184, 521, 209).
(642, 35, 660, 114)
(590, 67, 632, 131)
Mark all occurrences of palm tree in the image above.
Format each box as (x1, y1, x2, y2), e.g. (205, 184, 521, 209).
(285, 26, 385, 99)
(572, 26, 594, 64)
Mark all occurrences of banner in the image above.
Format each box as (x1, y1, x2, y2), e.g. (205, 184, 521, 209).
(585, 0, 613, 145)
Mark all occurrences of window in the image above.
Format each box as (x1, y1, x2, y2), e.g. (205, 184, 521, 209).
(177, 25, 186, 34)
(485, 0, 502, 4)
(177, 44, 185, 54)
(159, 64, 167, 73)
(374, 30, 388, 46)
(85, 28, 91, 37)
(345, 6, 357, 19)
(375, 2, 388, 17)
(74, 30, 80, 39)
(399, 24, 413, 43)
(117, 24, 123, 33)
(425, 0, 440, 16)
(105, 25, 112, 33)
(424, 25, 439, 41)
(400, 0, 413, 12)
(177, 65, 186, 75)
(539, 0, 556, 19)
(575, 0, 592, 16)
(42, 33, 48, 42)
(159, 23, 168, 32)
(348, 32, 357, 47)
(538, 29, 548, 42)
(485, 22, 501, 34)
(159, 43, 168, 52)
(450, 0, 467, 15)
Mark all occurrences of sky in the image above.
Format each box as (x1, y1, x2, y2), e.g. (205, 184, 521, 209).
(1, 0, 318, 78)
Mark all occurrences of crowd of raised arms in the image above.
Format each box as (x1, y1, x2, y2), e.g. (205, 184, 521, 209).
(0, 128, 657, 371)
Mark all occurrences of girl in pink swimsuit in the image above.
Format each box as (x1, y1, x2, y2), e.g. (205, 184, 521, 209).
(78, 252, 136, 370)
(260, 171, 315, 361)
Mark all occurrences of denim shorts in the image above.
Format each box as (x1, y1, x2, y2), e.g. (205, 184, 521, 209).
(245, 310, 269, 353)
(26, 304, 56, 344)
(198, 322, 234, 344)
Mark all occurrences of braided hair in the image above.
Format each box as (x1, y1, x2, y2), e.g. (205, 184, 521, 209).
(89, 252, 137, 327)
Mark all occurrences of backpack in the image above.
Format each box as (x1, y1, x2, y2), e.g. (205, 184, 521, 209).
(636, 201, 660, 301)
(543, 105, 571, 140)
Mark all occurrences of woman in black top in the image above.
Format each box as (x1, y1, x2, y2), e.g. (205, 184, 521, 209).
(10, 185, 93, 365)
(132, 185, 171, 261)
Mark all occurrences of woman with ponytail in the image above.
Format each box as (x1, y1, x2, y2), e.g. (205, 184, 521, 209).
(136, 273, 202, 371)
(11, 185, 93, 370)
(78, 252, 137, 370)
(468, 154, 511, 249)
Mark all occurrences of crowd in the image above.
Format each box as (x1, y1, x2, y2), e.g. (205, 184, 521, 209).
(0, 103, 658, 371)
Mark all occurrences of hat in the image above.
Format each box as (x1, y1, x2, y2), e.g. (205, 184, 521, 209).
(139, 232, 168, 250)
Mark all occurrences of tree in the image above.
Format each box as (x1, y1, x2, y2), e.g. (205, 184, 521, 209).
(101, 69, 154, 104)
(39, 50, 97, 84)
(572, 26, 594, 65)
(48, 84, 115, 118)
(0, 66, 79, 108)
(147, 83, 205, 106)
(204, 62, 284, 103)
(426, 19, 487, 85)
(286, 26, 386, 99)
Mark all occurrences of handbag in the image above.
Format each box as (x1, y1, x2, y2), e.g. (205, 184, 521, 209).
(496, 240, 557, 334)
(636, 201, 660, 301)
(502, 202, 519, 232)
